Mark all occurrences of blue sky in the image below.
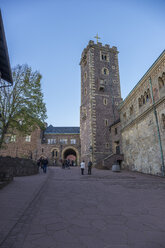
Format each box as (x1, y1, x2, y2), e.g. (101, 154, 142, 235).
(1, 0, 165, 126)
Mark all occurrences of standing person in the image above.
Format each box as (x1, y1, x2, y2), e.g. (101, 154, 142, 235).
(88, 160, 92, 175)
(37, 158, 41, 168)
(43, 157, 48, 173)
(80, 160, 85, 175)
(67, 159, 70, 169)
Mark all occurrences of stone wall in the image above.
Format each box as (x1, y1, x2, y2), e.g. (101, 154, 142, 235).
(120, 50, 165, 176)
(0, 156, 39, 177)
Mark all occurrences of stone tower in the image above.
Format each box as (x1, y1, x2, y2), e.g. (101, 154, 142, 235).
(80, 40, 122, 167)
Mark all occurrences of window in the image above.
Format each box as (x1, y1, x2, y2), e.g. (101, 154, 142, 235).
(162, 114, 165, 129)
(123, 112, 126, 120)
(103, 98, 108, 105)
(60, 139, 67, 144)
(71, 139, 76, 144)
(130, 105, 133, 115)
(115, 128, 118, 135)
(42, 148, 44, 153)
(52, 150, 58, 158)
(158, 77, 164, 89)
(105, 143, 109, 149)
(102, 54, 107, 60)
(48, 139, 56, 144)
(139, 89, 151, 108)
(5, 136, 10, 144)
(101, 53, 108, 61)
(102, 67, 109, 75)
(142, 96, 145, 104)
(105, 119, 108, 126)
(146, 89, 150, 102)
(84, 88, 87, 96)
(25, 135, 31, 142)
(82, 107, 87, 120)
(84, 72, 87, 81)
(99, 80, 105, 91)
(138, 98, 142, 108)
(112, 65, 115, 70)
(11, 135, 16, 142)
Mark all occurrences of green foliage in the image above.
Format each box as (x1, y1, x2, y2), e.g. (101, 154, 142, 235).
(0, 64, 47, 147)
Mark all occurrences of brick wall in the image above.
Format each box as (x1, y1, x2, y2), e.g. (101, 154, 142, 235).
(0, 128, 41, 160)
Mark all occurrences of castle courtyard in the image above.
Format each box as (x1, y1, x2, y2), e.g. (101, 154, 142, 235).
(0, 167, 165, 248)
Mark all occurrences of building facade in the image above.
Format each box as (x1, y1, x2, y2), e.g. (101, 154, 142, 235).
(80, 40, 122, 167)
(0, 126, 81, 166)
(40, 126, 80, 165)
(120, 50, 165, 176)
(0, 128, 42, 160)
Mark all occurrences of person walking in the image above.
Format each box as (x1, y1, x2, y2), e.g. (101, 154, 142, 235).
(42, 157, 48, 173)
(88, 160, 92, 175)
(80, 160, 85, 175)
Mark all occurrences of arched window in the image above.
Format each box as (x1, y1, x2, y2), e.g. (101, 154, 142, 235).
(162, 72, 165, 83)
(162, 114, 165, 129)
(130, 105, 134, 115)
(146, 89, 150, 102)
(142, 96, 145, 104)
(102, 67, 109, 75)
(103, 98, 108, 105)
(158, 77, 164, 89)
(84, 72, 87, 81)
(138, 98, 142, 108)
(52, 149, 58, 158)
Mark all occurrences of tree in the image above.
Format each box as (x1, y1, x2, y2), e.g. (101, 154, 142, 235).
(0, 64, 47, 148)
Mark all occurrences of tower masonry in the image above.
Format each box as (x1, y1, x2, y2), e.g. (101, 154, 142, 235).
(80, 40, 122, 167)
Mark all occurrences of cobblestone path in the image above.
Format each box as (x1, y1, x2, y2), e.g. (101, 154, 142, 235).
(0, 167, 165, 248)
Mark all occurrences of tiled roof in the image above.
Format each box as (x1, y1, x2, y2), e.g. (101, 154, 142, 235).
(45, 125, 80, 134)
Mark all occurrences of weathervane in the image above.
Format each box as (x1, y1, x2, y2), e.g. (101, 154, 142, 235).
(94, 33, 101, 44)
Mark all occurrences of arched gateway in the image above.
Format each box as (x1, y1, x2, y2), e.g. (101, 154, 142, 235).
(62, 146, 79, 165)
